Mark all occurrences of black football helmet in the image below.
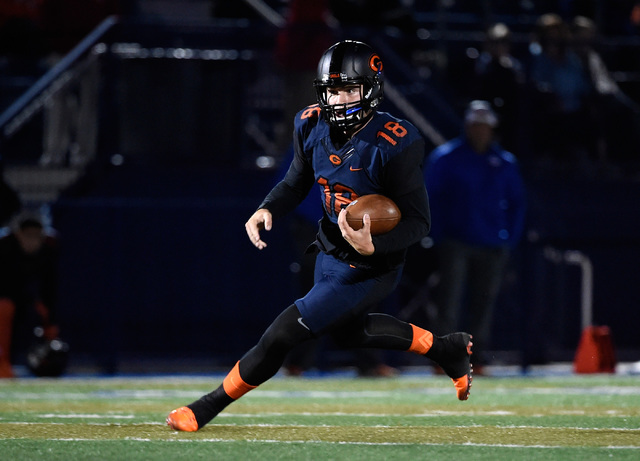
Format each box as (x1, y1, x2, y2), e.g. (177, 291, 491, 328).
(314, 40, 384, 130)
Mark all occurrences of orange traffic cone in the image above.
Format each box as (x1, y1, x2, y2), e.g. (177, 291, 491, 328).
(573, 325, 616, 374)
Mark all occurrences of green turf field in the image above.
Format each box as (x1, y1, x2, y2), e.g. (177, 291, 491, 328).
(1, 372, 639, 460)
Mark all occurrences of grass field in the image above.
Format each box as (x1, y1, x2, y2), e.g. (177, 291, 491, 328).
(1, 371, 639, 460)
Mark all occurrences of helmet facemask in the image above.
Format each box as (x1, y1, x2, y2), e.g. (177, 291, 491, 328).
(315, 83, 375, 130)
(313, 40, 384, 131)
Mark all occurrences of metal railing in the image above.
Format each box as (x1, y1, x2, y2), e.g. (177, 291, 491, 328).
(0, 16, 119, 142)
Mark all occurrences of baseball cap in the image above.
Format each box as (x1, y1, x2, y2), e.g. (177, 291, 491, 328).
(464, 100, 498, 127)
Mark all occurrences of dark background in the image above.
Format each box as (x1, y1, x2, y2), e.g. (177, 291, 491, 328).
(1, 0, 639, 374)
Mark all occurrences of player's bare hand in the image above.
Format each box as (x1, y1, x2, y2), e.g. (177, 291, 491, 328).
(245, 208, 272, 250)
(338, 208, 374, 256)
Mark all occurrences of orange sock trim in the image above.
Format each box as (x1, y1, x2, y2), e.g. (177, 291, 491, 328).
(222, 361, 257, 400)
(408, 324, 433, 355)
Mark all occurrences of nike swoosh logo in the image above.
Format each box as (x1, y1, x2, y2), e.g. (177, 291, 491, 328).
(297, 317, 310, 331)
(350, 166, 363, 171)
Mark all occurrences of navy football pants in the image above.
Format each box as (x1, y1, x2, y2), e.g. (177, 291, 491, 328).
(239, 252, 413, 385)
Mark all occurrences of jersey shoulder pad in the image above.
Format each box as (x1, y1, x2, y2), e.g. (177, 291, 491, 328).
(369, 112, 422, 152)
(294, 104, 322, 131)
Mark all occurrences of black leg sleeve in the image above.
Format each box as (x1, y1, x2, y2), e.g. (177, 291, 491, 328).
(331, 313, 414, 351)
(239, 303, 315, 385)
(187, 304, 314, 428)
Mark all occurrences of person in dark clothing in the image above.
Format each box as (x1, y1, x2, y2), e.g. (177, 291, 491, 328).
(527, 13, 594, 163)
(166, 40, 473, 432)
(474, 22, 526, 155)
(0, 211, 60, 378)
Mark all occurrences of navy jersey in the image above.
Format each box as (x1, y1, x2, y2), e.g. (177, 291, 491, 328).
(260, 105, 430, 269)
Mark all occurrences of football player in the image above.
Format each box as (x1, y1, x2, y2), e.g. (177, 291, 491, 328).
(0, 212, 61, 378)
(167, 40, 473, 431)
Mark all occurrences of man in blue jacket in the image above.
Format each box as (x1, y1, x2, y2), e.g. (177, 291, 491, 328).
(425, 100, 526, 371)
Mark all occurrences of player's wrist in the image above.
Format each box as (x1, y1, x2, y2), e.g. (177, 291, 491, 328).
(357, 241, 375, 256)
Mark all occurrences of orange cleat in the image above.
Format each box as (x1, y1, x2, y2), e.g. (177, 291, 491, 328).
(166, 406, 199, 432)
(427, 332, 473, 401)
(452, 370, 473, 401)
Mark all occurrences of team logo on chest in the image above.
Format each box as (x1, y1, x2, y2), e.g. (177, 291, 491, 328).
(321, 138, 355, 168)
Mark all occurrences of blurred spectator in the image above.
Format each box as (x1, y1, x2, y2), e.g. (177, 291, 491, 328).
(424, 101, 527, 370)
(0, 211, 60, 378)
(527, 13, 595, 165)
(571, 15, 640, 168)
(571, 16, 622, 97)
(474, 22, 526, 155)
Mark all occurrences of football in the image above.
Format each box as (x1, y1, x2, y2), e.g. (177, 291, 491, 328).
(345, 194, 401, 235)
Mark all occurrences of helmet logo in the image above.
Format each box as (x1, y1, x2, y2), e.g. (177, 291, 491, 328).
(369, 54, 383, 73)
(323, 72, 348, 82)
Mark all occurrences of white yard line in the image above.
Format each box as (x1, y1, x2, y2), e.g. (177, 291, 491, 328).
(1, 436, 638, 450)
